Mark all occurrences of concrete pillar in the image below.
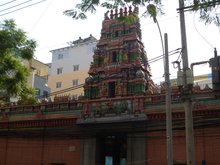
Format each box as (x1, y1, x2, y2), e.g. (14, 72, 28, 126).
(127, 133, 146, 165)
(80, 138, 96, 165)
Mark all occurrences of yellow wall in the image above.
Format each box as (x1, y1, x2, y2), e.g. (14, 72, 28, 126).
(21, 59, 49, 87)
(48, 70, 88, 97)
(30, 59, 49, 76)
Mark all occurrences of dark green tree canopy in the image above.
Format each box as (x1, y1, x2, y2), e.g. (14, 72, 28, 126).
(0, 19, 36, 60)
(64, 0, 220, 26)
(0, 19, 37, 104)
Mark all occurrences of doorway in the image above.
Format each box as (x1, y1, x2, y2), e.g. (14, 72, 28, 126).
(108, 82, 115, 98)
(96, 135, 127, 165)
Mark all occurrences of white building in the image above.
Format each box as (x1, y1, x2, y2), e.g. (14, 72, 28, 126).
(48, 35, 98, 99)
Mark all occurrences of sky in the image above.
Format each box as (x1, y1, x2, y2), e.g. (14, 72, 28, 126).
(1, 0, 220, 84)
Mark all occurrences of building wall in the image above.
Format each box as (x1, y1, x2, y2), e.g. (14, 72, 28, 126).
(168, 73, 212, 90)
(194, 73, 212, 89)
(50, 43, 95, 75)
(30, 59, 49, 77)
(48, 36, 97, 98)
(146, 127, 220, 165)
(0, 138, 81, 165)
(48, 70, 88, 98)
(0, 126, 220, 165)
(34, 74, 50, 99)
(22, 59, 49, 88)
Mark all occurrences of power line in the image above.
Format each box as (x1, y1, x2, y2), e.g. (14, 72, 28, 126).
(30, 0, 53, 31)
(0, 0, 47, 17)
(0, 0, 16, 7)
(35, 42, 68, 51)
(35, 48, 181, 98)
(38, 83, 85, 99)
(141, 15, 179, 27)
(148, 48, 181, 64)
(0, 0, 32, 13)
(193, 12, 215, 48)
(177, 0, 220, 12)
(37, 49, 181, 97)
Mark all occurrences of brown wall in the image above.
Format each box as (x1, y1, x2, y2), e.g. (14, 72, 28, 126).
(146, 127, 220, 165)
(0, 138, 81, 165)
(0, 126, 220, 165)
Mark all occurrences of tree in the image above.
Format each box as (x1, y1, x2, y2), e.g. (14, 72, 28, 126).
(64, 0, 220, 26)
(0, 19, 37, 104)
(186, 0, 220, 26)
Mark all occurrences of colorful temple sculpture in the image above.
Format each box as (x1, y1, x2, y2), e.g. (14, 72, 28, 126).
(81, 7, 157, 119)
(84, 7, 154, 99)
(1, 6, 220, 165)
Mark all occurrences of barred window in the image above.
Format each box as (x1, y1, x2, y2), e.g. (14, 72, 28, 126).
(72, 79, 78, 86)
(73, 65, 79, 71)
(56, 82, 62, 88)
(57, 67, 63, 74)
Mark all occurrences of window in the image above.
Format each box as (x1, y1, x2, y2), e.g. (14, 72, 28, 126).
(56, 82, 62, 88)
(115, 31, 119, 37)
(72, 79, 78, 87)
(57, 67, 63, 74)
(73, 65, 79, 71)
(58, 53, 63, 60)
(108, 82, 115, 98)
(35, 88, 40, 96)
(43, 91, 48, 98)
(111, 51, 117, 63)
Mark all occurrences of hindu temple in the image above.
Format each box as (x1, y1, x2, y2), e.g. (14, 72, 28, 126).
(0, 6, 220, 165)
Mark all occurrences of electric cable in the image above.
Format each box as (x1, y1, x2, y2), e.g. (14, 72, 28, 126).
(38, 83, 85, 99)
(36, 48, 181, 98)
(148, 48, 181, 62)
(30, 0, 53, 31)
(193, 12, 215, 48)
(176, 47, 182, 62)
(0, 0, 16, 7)
(148, 48, 181, 64)
(35, 42, 68, 51)
(0, 0, 32, 13)
(0, 0, 47, 17)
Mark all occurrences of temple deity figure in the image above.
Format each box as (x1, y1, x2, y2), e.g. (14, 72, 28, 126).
(118, 83, 123, 95)
(101, 84, 107, 96)
(104, 11, 109, 20)
(123, 53, 128, 62)
(123, 85, 127, 96)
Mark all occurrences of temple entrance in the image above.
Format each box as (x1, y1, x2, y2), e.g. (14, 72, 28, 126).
(108, 82, 115, 98)
(96, 135, 127, 165)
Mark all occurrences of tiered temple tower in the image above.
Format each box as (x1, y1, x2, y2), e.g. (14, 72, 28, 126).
(84, 6, 154, 99)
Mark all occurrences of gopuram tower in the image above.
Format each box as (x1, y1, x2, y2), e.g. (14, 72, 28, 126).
(80, 7, 154, 165)
(84, 7, 155, 100)
(79, 8, 154, 165)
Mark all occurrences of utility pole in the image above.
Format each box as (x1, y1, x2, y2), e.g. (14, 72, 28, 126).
(148, 5, 174, 164)
(164, 33, 173, 165)
(178, 0, 196, 165)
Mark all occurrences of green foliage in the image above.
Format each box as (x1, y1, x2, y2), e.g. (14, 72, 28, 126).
(64, 0, 100, 20)
(0, 19, 37, 104)
(117, 13, 139, 24)
(64, 0, 162, 20)
(186, 0, 220, 26)
(0, 20, 37, 59)
(64, 0, 220, 26)
(17, 86, 38, 105)
(0, 55, 29, 95)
